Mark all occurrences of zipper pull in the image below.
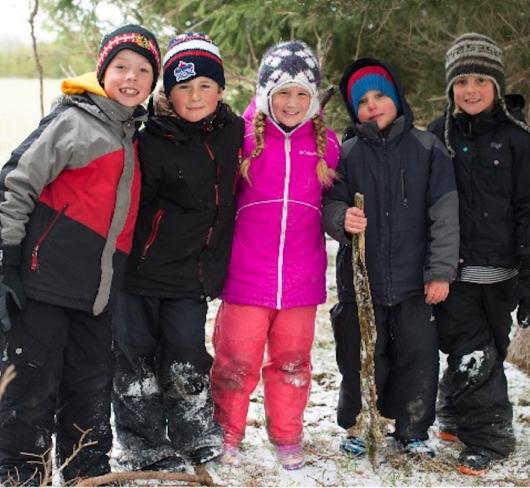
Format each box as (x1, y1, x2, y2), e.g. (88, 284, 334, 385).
(31, 246, 40, 271)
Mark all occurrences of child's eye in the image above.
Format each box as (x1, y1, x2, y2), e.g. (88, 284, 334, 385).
(140, 67, 150, 73)
(455, 78, 466, 85)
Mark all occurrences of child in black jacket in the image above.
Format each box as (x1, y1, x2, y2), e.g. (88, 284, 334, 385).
(429, 33, 530, 476)
(323, 58, 459, 459)
(111, 33, 244, 472)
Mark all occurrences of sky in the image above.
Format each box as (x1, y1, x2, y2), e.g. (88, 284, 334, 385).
(0, 0, 123, 44)
(0, 0, 52, 44)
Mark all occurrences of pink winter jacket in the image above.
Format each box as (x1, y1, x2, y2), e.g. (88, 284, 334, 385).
(221, 103, 340, 309)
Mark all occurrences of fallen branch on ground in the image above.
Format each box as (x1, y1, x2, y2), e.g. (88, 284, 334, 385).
(75, 464, 217, 487)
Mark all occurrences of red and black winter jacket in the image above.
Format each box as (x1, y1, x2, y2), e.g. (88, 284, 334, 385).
(0, 90, 145, 315)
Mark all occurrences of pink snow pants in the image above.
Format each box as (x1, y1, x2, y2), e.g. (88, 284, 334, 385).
(211, 302, 316, 447)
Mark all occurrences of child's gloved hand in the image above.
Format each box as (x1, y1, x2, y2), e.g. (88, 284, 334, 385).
(517, 299, 530, 328)
(0, 246, 26, 332)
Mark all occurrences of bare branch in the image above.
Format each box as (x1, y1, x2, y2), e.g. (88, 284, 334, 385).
(28, 0, 44, 118)
(76, 464, 217, 487)
(0, 364, 16, 400)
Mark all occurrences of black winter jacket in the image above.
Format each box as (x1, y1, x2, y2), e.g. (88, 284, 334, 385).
(429, 96, 530, 298)
(323, 58, 459, 306)
(124, 99, 244, 300)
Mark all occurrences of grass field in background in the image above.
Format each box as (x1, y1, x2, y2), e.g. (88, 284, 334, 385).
(0, 78, 61, 164)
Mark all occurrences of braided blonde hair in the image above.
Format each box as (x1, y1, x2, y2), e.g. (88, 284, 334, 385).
(240, 111, 335, 188)
(312, 113, 336, 188)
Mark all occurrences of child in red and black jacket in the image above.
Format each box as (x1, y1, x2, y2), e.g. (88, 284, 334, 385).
(0, 25, 160, 484)
(111, 33, 244, 472)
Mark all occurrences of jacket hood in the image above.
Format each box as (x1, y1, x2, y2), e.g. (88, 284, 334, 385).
(339, 57, 413, 128)
(61, 71, 107, 98)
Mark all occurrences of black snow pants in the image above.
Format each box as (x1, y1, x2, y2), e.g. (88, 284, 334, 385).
(434, 278, 518, 458)
(111, 293, 223, 470)
(0, 298, 113, 485)
(330, 294, 439, 440)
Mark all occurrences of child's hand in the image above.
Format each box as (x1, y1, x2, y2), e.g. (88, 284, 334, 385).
(344, 207, 367, 234)
(424, 280, 449, 305)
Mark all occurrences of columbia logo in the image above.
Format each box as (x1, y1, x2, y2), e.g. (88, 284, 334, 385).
(299, 150, 318, 156)
(490, 142, 503, 150)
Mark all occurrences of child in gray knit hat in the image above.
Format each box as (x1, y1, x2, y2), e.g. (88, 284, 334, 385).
(429, 32, 530, 476)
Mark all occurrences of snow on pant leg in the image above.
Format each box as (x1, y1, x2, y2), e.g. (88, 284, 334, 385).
(158, 298, 223, 456)
(331, 302, 392, 431)
(263, 306, 316, 446)
(381, 295, 438, 440)
(111, 293, 174, 470)
(211, 302, 270, 447)
(434, 280, 515, 457)
(0, 299, 67, 485)
(55, 308, 114, 482)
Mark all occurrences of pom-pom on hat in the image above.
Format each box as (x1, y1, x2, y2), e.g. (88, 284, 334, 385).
(256, 40, 321, 125)
(347, 65, 401, 116)
(163, 32, 225, 97)
(97, 24, 161, 91)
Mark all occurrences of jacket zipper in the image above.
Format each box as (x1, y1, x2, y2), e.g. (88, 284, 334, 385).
(400, 168, 408, 207)
(31, 204, 69, 271)
(140, 209, 165, 261)
(277, 135, 291, 309)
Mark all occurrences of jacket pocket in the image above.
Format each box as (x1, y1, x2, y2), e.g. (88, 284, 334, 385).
(30, 204, 69, 271)
(139, 208, 165, 263)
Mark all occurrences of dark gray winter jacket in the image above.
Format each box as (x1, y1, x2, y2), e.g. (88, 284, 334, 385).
(323, 58, 460, 305)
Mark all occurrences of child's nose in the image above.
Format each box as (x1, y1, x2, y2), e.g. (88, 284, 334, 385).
(125, 69, 137, 80)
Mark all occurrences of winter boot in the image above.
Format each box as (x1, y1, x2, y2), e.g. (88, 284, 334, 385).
(437, 429, 459, 443)
(189, 445, 222, 465)
(339, 436, 366, 457)
(275, 444, 305, 470)
(457, 447, 492, 476)
(141, 454, 189, 473)
(219, 444, 241, 467)
(396, 438, 435, 458)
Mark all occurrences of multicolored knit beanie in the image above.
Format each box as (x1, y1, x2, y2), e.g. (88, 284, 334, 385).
(163, 32, 225, 97)
(256, 40, 321, 124)
(444, 32, 530, 155)
(97, 24, 161, 91)
(346, 65, 401, 116)
(445, 33, 505, 99)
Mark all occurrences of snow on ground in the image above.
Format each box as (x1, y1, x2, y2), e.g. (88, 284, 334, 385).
(109, 239, 529, 487)
(197, 239, 530, 487)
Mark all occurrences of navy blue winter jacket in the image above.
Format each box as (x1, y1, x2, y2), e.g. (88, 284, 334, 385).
(323, 58, 459, 306)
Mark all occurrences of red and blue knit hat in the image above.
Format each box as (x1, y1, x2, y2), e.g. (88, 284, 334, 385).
(347, 65, 401, 116)
(162, 32, 225, 97)
(97, 24, 161, 91)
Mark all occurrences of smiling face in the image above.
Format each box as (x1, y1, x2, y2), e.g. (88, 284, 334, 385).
(356, 90, 398, 130)
(270, 85, 312, 128)
(169, 76, 223, 122)
(452, 75, 496, 115)
(102, 49, 154, 107)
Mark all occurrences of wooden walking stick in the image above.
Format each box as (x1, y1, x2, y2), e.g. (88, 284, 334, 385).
(351, 192, 385, 468)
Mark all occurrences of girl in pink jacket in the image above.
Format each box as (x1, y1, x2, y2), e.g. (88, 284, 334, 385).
(211, 40, 340, 470)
